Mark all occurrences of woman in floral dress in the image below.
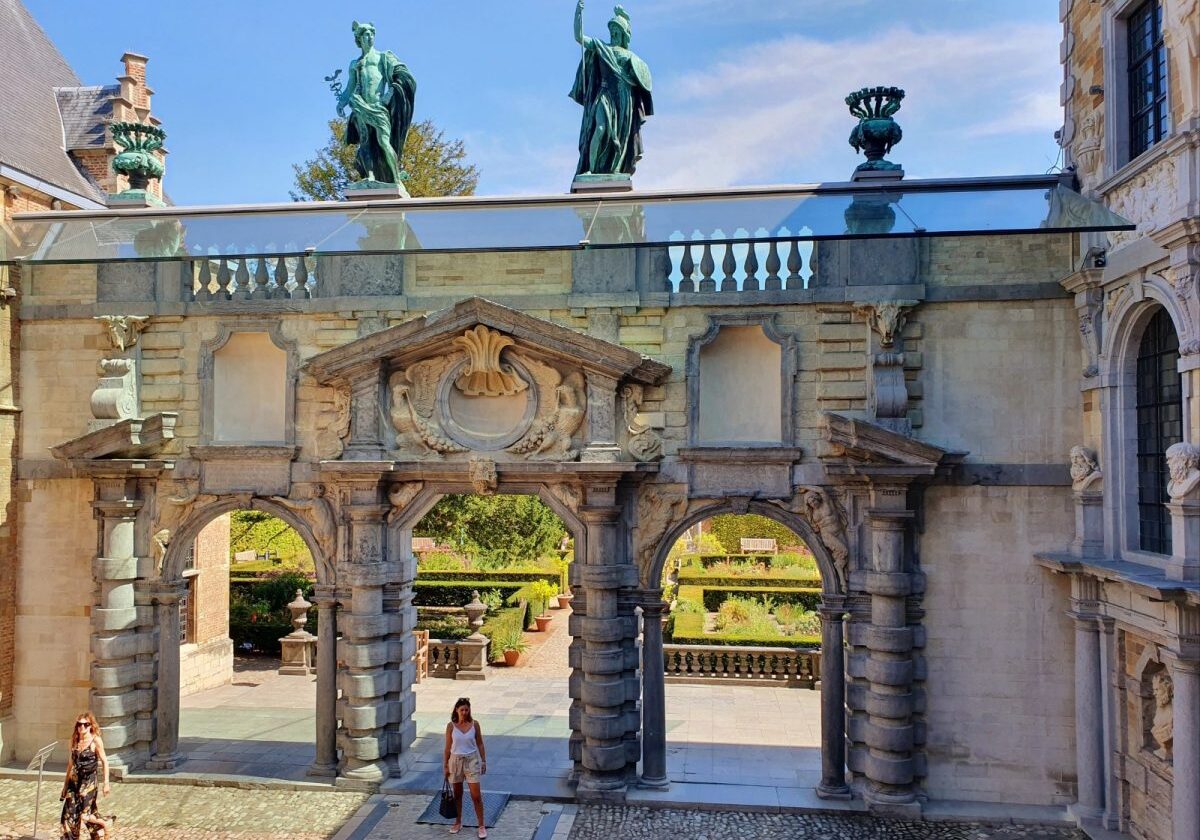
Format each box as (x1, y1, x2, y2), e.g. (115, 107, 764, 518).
(60, 712, 115, 839)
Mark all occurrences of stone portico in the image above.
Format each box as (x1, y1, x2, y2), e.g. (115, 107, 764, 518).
(2, 179, 1166, 825)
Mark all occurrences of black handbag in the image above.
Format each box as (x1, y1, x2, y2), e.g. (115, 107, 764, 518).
(438, 777, 458, 819)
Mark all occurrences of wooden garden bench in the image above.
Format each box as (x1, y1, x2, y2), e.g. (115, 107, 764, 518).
(739, 538, 777, 554)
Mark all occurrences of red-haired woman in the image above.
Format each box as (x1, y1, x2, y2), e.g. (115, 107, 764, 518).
(443, 697, 487, 838)
(59, 712, 115, 839)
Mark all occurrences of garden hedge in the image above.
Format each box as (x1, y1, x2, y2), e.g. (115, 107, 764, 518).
(668, 610, 819, 649)
(412, 580, 526, 607)
(676, 573, 822, 589)
(699, 586, 822, 612)
(416, 570, 561, 586)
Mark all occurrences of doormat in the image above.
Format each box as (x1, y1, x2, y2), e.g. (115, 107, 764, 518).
(415, 790, 510, 827)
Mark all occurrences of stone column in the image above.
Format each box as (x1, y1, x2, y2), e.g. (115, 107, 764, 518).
(1067, 593, 1104, 825)
(90, 488, 152, 773)
(862, 502, 918, 815)
(148, 584, 185, 769)
(580, 374, 622, 463)
(572, 487, 637, 799)
(639, 595, 668, 788)
(817, 597, 850, 799)
(1167, 653, 1200, 840)
(309, 586, 339, 777)
(1099, 617, 1120, 830)
(337, 504, 404, 787)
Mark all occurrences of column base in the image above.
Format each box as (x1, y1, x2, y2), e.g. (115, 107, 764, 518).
(816, 782, 853, 800)
(637, 774, 670, 789)
(576, 774, 628, 803)
(306, 761, 338, 778)
(1067, 802, 1104, 828)
(863, 789, 921, 818)
(145, 752, 185, 771)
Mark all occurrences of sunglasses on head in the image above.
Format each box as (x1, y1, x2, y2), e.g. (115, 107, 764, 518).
(456, 698, 471, 706)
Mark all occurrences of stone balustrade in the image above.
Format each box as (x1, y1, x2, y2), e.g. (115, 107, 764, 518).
(427, 639, 462, 678)
(184, 256, 319, 302)
(666, 238, 816, 293)
(663, 643, 819, 688)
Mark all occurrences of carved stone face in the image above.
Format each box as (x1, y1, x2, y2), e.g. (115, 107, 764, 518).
(1153, 671, 1173, 707)
(1166, 443, 1199, 483)
(1069, 446, 1096, 482)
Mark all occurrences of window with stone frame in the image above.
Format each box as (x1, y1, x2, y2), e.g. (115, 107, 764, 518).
(1127, 0, 1168, 160)
(1135, 308, 1181, 554)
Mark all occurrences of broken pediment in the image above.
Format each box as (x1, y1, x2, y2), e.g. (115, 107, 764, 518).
(51, 413, 178, 461)
(821, 412, 965, 480)
(305, 298, 671, 463)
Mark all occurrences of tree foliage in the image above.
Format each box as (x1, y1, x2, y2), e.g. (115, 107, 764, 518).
(290, 118, 479, 200)
(415, 495, 567, 567)
(229, 511, 313, 571)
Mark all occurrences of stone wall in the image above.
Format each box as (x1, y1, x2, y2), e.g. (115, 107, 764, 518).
(179, 513, 231, 696)
(921, 485, 1077, 805)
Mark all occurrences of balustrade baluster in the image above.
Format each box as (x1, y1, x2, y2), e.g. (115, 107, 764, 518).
(698, 243, 716, 292)
(720, 244, 737, 291)
(743, 245, 760, 291)
(764, 242, 782, 290)
(293, 257, 311, 299)
(786, 241, 803, 289)
(273, 257, 289, 298)
(232, 258, 251, 300)
(196, 259, 214, 302)
(251, 258, 270, 299)
(678, 244, 696, 293)
(215, 260, 233, 300)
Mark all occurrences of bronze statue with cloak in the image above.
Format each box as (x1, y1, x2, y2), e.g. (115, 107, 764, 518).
(570, 2, 654, 179)
(337, 20, 417, 187)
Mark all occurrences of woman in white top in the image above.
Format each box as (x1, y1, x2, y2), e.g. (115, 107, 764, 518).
(443, 696, 488, 838)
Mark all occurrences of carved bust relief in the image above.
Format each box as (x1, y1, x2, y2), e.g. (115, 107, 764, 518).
(1144, 667, 1174, 762)
(387, 325, 587, 460)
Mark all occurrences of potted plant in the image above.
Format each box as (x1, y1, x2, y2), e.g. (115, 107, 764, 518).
(553, 556, 573, 609)
(530, 580, 558, 631)
(495, 626, 527, 667)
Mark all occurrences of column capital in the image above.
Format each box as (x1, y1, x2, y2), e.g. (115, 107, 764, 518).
(92, 499, 144, 518)
(1162, 650, 1200, 675)
(311, 586, 340, 609)
(152, 584, 188, 605)
(865, 509, 914, 529)
(639, 594, 667, 616)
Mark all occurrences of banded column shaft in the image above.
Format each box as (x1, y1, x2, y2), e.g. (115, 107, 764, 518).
(572, 495, 637, 799)
(1099, 617, 1119, 831)
(1168, 655, 1200, 840)
(567, 560, 587, 777)
(148, 585, 186, 769)
(639, 596, 668, 788)
(862, 504, 917, 813)
(309, 586, 339, 777)
(817, 597, 850, 798)
(91, 489, 152, 773)
(337, 504, 401, 786)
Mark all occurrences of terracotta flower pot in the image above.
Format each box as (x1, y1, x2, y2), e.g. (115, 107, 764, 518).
(503, 649, 520, 667)
(555, 594, 573, 610)
(534, 615, 552, 632)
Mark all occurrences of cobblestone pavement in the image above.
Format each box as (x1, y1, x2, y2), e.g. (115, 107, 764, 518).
(566, 806, 1087, 840)
(0, 779, 368, 839)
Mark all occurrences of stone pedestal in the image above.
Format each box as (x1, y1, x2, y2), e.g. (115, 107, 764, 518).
(455, 636, 488, 681)
(279, 589, 317, 676)
(1166, 497, 1200, 582)
(1073, 488, 1105, 558)
(571, 174, 633, 194)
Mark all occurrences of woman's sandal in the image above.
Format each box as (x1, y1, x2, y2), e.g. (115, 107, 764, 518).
(477, 828, 487, 839)
(448, 824, 461, 835)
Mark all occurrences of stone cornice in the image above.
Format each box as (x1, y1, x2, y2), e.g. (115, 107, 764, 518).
(50, 413, 178, 461)
(1035, 551, 1200, 608)
(820, 412, 964, 481)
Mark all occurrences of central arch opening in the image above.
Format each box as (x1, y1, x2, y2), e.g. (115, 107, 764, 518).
(401, 492, 578, 795)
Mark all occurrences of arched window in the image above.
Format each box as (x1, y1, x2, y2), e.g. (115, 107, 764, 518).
(1136, 308, 1182, 554)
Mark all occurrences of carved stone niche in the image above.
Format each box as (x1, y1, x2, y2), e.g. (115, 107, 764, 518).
(303, 297, 672, 463)
(1140, 661, 1174, 764)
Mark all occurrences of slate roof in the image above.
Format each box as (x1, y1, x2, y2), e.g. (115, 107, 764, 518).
(56, 85, 117, 150)
(0, 0, 105, 203)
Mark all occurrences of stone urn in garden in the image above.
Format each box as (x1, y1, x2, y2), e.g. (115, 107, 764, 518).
(845, 86, 905, 173)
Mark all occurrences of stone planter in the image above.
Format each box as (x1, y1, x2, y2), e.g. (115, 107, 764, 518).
(534, 615, 552, 632)
(503, 649, 521, 667)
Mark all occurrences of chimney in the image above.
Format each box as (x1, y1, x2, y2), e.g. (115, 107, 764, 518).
(106, 53, 165, 202)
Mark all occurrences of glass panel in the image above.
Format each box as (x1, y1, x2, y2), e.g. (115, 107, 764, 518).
(1, 179, 1134, 265)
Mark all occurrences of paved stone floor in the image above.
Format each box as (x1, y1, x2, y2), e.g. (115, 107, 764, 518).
(564, 805, 1086, 840)
(0, 778, 368, 839)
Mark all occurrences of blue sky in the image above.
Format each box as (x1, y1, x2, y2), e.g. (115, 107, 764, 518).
(26, 0, 1064, 205)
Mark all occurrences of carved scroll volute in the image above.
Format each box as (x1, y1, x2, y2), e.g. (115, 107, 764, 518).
(452, 325, 527, 396)
(621, 383, 663, 462)
(316, 387, 352, 459)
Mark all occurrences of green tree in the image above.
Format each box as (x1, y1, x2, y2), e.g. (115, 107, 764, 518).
(290, 118, 479, 200)
(415, 495, 567, 567)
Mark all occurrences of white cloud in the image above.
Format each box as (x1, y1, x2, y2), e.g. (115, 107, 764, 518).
(634, 22, 1063, 188)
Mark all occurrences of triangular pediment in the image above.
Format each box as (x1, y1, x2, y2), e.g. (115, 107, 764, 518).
(821, 412, 965, 479)
(305, 297, 670, 386)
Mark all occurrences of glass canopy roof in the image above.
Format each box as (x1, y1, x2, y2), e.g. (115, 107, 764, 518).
(0, 176, 1132, 265)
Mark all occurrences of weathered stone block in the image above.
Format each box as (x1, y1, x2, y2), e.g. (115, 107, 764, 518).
(581, 675, 625, 707)
(863, 752, 915, 786)
(865, 721, 915, 753)
(580, 648, 626, 675)
(581, 743, 627, 772)
(341, 701, 399, 730)
(867, 626, 914, 653)
(865, 656, 914, 686)
(581, 712, 626, 740)
(337, 640, 389, 668)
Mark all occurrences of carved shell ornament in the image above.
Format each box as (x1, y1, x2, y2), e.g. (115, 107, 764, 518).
(452, 325, 528, 397)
